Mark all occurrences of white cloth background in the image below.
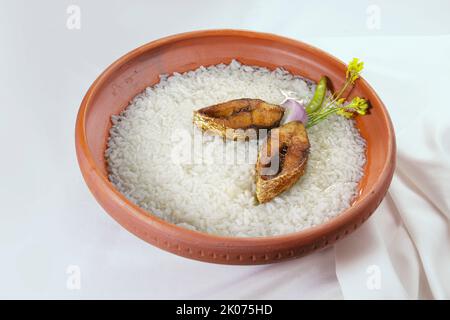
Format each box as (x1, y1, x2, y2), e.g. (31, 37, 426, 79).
(0, 0, 449, 299)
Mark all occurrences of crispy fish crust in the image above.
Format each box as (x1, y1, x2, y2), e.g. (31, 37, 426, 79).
(193, 99, 284, 139)
(256, 121, 310, 203)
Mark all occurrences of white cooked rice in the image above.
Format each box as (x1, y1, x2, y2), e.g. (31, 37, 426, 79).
(106, 60, 366, 237)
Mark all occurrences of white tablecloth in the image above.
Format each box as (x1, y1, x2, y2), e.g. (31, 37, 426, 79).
(1, 0, 449, 299)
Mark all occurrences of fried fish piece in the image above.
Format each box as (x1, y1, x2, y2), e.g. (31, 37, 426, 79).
(193, 99, 284, 139)
(255, 121, 310, 203)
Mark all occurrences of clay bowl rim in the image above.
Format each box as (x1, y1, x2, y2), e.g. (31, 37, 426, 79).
(76, 29, 395, 249)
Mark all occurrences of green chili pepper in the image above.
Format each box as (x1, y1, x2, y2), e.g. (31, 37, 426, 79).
(305, 76, 327, 114)
(305, 58, 368, 128)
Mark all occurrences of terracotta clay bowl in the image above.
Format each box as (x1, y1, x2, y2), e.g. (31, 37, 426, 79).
(75, 30, 396, 265)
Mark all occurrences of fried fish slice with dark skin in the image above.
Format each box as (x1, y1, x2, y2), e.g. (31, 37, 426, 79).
(255, 121, 310, 203)
(193, 99, 284, 139)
